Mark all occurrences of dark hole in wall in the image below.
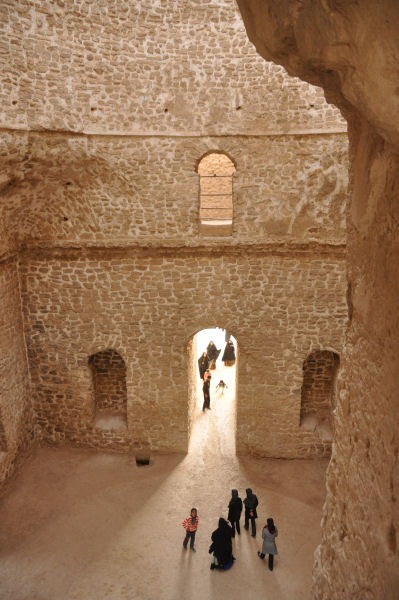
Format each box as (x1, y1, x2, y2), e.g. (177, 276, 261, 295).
(136, 456, 150, 466)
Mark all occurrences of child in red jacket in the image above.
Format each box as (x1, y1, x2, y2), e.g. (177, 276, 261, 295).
(182, 508, 199, 552)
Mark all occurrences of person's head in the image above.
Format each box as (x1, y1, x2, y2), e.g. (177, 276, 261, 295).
(202, 352, 207, 357)
(231, 489, 238, 498)
(191, 508, 197, 517)
(210, 341, 214, 345)
(246, 487, 252, 497)
(218, 517, 226, 528)
(228, 340, 233, 345)
(207, 374, 212, 380)
(267, 517, 275, 533)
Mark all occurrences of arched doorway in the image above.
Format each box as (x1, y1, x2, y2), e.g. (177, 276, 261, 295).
(187, 327, 238, 456)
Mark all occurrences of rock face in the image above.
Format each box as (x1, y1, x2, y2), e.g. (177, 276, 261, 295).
(236, 0, 399, 597)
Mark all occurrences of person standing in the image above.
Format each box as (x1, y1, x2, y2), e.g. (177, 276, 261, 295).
(227, 489, 242, 537)
(258, 518, 278, 571)
(202, 374, 211, 410)
(222, 339, 236, 366)
(206, 341, 220, 370)
(243, 487, 258, 537)
(182, 508, 199, 552)
(198, 352, 209, 379)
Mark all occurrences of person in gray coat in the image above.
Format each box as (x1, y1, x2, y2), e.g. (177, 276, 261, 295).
(257, 518, 278, 571)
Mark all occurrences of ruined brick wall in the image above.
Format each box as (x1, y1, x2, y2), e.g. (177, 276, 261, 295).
(1, 131, 348, 249)
(0, 258, 34, 487)
(20, 250, 347, 458)
(0, 1, 345, 136)
(0, 0, 349, 486)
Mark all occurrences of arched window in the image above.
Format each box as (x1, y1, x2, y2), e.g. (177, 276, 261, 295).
(88, 349, 127, 430)
(300, 350, 340, 440)
(197, 152, 236, 236)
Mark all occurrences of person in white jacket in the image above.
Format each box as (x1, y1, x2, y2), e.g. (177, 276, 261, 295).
(258, 517, 278, 571)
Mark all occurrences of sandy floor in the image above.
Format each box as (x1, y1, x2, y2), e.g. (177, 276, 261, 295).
(0, 363, 328, 600)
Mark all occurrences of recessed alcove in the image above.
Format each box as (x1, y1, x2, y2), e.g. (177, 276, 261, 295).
(88, 350, 128, 431)
(300, 350, 340, 442)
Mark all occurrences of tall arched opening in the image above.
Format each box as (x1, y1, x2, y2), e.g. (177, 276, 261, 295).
(187, 327, 238, 456)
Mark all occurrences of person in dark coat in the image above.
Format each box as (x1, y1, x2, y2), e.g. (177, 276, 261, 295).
(258, 517, 278, 571)
(243, 487, 258, 537)
(202, 374, 211, 411)
(206, 341, 220, 370)
(222, 339, 236, 366)
(198, 352, 209, 379)
(209, 518, 234, 570)
(227, 489, 242, 537)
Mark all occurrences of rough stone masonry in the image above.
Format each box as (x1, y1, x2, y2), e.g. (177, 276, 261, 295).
(0, 0, 348, 488)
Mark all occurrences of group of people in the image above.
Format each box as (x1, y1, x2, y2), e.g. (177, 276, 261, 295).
(182, 488, 278, 572)
(198, 339, 236, 379)
(198, 339, 236, 412)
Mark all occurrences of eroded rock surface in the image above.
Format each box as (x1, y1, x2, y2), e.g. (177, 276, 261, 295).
(236, 1, 399, 597)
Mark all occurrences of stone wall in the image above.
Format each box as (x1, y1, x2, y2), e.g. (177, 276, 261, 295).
(0, 257, 34, 488)
(0, 131, 348, 250)
(20, 249, 347, 458)
(0, 0, 350, 492)
(0, 0, 345, 136)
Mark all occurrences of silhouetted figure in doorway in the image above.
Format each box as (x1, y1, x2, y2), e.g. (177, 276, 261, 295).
(228, 489, 242, 537)
(222, 339, 236, 366)
(258, 517, 278, 571)
(202, 374, 211, 411)
(198, 352, 209, 379)
(206, 341, 220, 370)
(244, 487, 258, 537)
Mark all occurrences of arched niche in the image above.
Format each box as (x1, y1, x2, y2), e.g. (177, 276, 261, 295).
(88, 349, 128, 430)
(300, 350, 340, 442)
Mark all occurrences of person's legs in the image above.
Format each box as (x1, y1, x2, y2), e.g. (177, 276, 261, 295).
(268, 554, 274, 571)
(231, 521, 236, 537)
(258, 551, 265, 559)
(189, 530, 196, 550)
(183, 531, 190, 548)
(236, 519, 240, 535)
(244, 511, 249, 530)
(251, 517, 256, 537)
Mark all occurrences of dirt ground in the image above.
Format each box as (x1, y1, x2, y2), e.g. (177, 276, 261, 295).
(0, 363, 328, 600)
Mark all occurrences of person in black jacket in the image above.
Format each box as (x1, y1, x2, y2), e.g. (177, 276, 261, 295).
(198, 352, 209, 379)
(206, 341, 220, 370)
(228, 489, 242, 537)
(243, 487, 259, 537)
(222, 339, 236, 366)
(209, 518, 234, 570)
